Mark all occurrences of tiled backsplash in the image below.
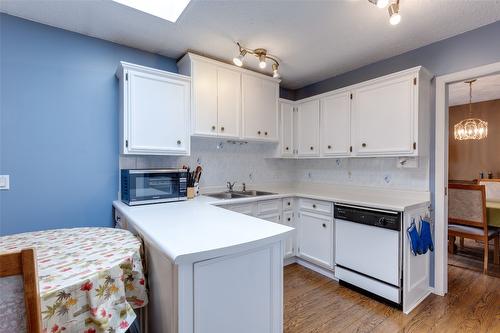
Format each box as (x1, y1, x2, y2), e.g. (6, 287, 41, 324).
(119, 138, 429, 192)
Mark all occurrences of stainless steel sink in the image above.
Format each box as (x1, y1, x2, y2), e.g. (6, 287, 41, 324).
(206, 190, 276, 199)
(205, 192, 249, 200)
(232, 190, 277, 197)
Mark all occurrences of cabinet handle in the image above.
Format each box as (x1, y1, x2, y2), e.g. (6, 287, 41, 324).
(328, 145, 332, 149)
(310, 146, 314, 150)
(286, 147, 289, 151)
(312, 204, 317, 209)
(258, 131, 261, 135)
(265, 132, 268, 136)
(221, 126, 225, 131)
(177, 140, 182, 145)
(322, 223, 326, 228)
(362, 143, 367, 148)
(212, 125, 216, 131)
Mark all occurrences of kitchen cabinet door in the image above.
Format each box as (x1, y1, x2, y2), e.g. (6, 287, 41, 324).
(320, 92, 351, 156)
(298, 211, 333, 269)
(242, 74, 279, 142)
(192, 60, 218, 136)
(217, 67, 241, 138)
(280, 102, 294, 157)
(296, 100, 320, 157)
(352, 74, 415, 156)
(283, 211, 295, 259)
(120, 64, 190, 155)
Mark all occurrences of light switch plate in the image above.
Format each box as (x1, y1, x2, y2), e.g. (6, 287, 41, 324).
(0, 175, 10, 190)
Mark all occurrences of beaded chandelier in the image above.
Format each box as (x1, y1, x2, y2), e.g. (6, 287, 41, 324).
(454, 79, 488, 141)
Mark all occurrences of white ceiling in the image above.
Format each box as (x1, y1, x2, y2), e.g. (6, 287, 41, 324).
(449, 73, 500, 106)
(2, 0, 500, 89)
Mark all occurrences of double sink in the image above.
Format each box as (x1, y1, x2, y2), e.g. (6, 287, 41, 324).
(206, 190, 276, 200)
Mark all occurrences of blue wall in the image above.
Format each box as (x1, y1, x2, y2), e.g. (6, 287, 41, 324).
(295, 21, 500, 99)
(0, 14, 178, 235)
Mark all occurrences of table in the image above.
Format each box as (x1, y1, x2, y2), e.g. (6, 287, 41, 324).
(487, 201, 500, 228)
(0, 227, 148, 333)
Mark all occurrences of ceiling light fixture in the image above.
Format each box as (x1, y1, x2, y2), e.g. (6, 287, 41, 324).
(232, 42, 280, 78)
(376, 0, 389, 9)
(368, 0, 401, 25)
(388, 1, 401, 25)
(112, 0, 191, 23)
(454, 79, 488, 141)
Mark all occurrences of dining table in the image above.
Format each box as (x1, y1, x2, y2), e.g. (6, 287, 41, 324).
(0, 227, 148, 333)
(487, 200, 500, 228)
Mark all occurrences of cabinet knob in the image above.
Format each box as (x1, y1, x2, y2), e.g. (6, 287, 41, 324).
(362, 143, 367, 148)
(286, 147, 289, 151)
(310, 146, 314, 150)
(177, 140, 182, 145)
(328, 145, 332, 149)
(265, 132, 268, 136)
(212, 125, 216, 130)
(258, 131, 261, 135)
(221, 126, 225, 131)
(287, 202, 291, 206)
(312, 204, 317, 208)
(322, 223, 326, 228)
(287, 218, 291, 222)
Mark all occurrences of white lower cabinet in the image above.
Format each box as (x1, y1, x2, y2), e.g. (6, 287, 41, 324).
(297, 210, 334, 269)
(282, 211, 295, 258)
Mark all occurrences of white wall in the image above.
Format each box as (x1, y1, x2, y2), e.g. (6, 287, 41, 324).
(120, 138, 429, 191)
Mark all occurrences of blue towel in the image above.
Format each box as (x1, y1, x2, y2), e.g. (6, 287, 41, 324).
(407, 221, 423, 255)
(420, 218, 434, 253)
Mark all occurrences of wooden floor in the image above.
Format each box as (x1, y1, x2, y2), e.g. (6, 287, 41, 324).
(284, 263, 500, 333)
(448, 238, 500, 278)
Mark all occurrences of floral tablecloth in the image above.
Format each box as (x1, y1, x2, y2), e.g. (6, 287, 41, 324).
(0, 227, 148, 333)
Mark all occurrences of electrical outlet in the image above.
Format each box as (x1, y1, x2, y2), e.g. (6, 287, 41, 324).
(0, 175, 10, 190)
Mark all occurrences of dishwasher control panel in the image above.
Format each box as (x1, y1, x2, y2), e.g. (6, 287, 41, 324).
(334, 204, 401, 231)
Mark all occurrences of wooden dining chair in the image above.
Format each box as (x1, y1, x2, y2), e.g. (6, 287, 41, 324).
(0, 248, 42, 333)
(448, 184, 500, 274)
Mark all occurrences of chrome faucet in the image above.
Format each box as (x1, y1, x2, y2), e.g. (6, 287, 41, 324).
(242, 182, 246, 192)
(226, 181, 236, 192)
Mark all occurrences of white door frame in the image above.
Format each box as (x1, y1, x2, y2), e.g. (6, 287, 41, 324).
(434, 61, 500, 296)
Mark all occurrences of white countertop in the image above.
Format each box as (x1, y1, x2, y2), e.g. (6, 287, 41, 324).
(113, 183, 430, 265)
(206, 182, 430, 212)
(113, 197, 293, 264)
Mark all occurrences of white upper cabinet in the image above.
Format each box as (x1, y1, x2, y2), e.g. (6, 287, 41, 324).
(296, 100, 320, 157)
(351, 68, 431, 157)
(217, 67, 241, 138)
(280, 101, 294, 157)
(178, 53, 279, 142)
(278, 66, 431, 159)
(242, 73, 279, 141)
(178, 54, 241, 138)
(320, 92, 351, 157)
(352, 73, 415, 156)
(117, 62, 190, 156)
(191, 60, 218, 136)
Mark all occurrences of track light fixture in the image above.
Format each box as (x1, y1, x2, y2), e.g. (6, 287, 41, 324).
(369, 0, 401, 25)
(232, 42, 280, 78)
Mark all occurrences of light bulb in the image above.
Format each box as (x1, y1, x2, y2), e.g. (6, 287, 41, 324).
(272, 63, 280, 78)
(259, 55, 267, 69)
(389, 12, 401, 25)
(388, 3, 401, 25)
(376, 0, 389, 8)
(233, 50, 246, 67)
(233, 55, 243, 67)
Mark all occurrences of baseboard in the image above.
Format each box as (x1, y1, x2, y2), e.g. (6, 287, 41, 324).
(294, 257, 336, 280)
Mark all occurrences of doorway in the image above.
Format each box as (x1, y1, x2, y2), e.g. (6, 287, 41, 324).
(434, 61, 500, 295)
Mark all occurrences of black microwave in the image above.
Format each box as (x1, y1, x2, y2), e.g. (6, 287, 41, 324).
(121, 169, 188, 206)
